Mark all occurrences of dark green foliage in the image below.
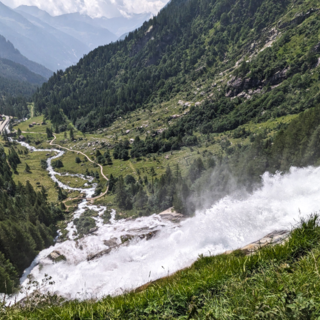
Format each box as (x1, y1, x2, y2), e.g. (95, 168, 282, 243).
(0, 146, 63, 294)
(34, 0, 291, 131)
(114, 176, 132, 210)
(113, 139, 130, 160)
(75, 157, 81, 164)
(40, 159, 47, 170)
(51, 160, 63, 168)
(46, 127, 53, 139)
(74, 214, 96, 236)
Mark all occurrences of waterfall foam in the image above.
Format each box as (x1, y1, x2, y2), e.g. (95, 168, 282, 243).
(9, 140, 320, 302)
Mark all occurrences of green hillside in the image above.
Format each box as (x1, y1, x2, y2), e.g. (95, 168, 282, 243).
(29, 0, 320, 215)
(0, 57, 46, 98)
(35, 0, 319, 133)
(3, 0, 320, 317)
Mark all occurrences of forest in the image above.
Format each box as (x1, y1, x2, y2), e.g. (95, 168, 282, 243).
(0, 141, 63, 294)
(34, 0, 294, 132)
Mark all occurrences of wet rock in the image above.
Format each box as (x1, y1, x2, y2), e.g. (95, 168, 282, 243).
(87, 248, 113, 261)
(225, 230, 290, 256)
(121, 234, 134, 243)
(47, 250, 66, 262)
(139, 230, 159, 240)
(104, 237, 118, 247)
(89, 227, 98, 233)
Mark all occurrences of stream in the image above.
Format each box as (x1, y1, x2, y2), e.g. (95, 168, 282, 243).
(6, 139, 320, 302)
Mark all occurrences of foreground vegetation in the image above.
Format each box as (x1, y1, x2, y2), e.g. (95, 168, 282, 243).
(2, 216, 320, 319)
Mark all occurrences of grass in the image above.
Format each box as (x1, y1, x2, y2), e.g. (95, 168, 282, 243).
(3, 215, 320, 319)
(3, 142, 59, 203)
(7, 109, 299, 217)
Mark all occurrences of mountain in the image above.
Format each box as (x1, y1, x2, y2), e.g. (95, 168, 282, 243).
(15, 6, 117, 50)
(0, 34, 52, 79)
(90, 13, 153, 37)
(0, 57, 46, 97)
(0, 1, 90, 71)
(34, 0, 320, 136)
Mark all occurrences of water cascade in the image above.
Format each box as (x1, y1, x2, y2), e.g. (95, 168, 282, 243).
(9, 140, 320, 302)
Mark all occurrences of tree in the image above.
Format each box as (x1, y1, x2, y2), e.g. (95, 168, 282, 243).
(46, 127, 53, 139)
(125, 175, 136, 185)
(25, 163, 31, 173)
(115, 176, 132, 209)
(17, 128, 22, 136)
(108, 174, 117, 193)
(69, 128, 74, 140)
(75, 157, 81, 164)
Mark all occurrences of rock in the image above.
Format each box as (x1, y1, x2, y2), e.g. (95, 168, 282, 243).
(225, 230, 290, 256)
(89, 227, 98, 233)
(47, 250, 66, 262)
(278, 9, 319, 29)
(138, 230, 159, 241)
(104, 237, 118, 247)
(87, 248, 113, 261)
(121, 234, 135, 243)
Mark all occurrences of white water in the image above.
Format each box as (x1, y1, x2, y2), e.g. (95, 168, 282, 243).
(8, 139, 320, 302)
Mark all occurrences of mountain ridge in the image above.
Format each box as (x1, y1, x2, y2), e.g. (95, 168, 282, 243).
(0, 34, 52, 79)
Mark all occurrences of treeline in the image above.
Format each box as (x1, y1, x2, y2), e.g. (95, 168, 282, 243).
(109, 104, 320, 216)
(0, 96, 30, 119)
(34, 0, 290, 132)
(0, 145, 63, 294)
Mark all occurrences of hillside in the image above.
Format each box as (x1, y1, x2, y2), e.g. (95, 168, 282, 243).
(0, 35, 52, 79)
(0, 57, 46, 97)
(34, 0, 320, 135)
(3, 0, 320, 316)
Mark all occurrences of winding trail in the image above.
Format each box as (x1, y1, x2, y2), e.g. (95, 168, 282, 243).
(50, 134, 109, 202)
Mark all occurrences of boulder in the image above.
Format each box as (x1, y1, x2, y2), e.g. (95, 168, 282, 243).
(89, 227, 98, 234)
(47, 250, 66, 262)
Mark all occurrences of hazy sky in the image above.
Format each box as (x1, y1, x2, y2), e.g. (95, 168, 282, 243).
(2, 0, 170, 18)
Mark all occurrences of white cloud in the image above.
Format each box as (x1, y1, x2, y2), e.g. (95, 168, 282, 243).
(1, 0, 169, 18)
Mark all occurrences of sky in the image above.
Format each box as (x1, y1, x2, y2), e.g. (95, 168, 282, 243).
(1, 0, 170, 18)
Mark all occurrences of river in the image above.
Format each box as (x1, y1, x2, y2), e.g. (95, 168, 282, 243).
(6, 139, 320, 302)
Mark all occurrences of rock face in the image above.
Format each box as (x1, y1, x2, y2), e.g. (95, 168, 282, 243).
(87, 231, 159, 261)
(47, 250, 66, 262)
(226, 68, 288, 98)
(159, 207, 185, 223)
(278, 8, 319, 29)
(225, 230, 290, 256)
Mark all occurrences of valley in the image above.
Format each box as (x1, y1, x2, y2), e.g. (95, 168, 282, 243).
(2, 0, 320, 318)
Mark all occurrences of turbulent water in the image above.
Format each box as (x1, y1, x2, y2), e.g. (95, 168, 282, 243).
(9, 140, 320, 302)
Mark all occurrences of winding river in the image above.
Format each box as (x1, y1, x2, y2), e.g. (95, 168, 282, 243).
(5, 134, 320, 303)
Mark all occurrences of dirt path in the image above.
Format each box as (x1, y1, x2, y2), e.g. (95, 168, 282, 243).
(50, 134, 109, 202)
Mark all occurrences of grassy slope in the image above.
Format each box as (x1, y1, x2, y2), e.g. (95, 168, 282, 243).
(10, 111, 298, 216)
(4, 216, 320, 319)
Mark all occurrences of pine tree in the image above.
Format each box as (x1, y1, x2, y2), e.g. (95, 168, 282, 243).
(25, 163, 31, 173)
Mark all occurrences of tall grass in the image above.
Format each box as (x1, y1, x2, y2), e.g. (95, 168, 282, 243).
(2, 215, 320, 319)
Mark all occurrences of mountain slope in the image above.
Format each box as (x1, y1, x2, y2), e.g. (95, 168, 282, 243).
(16, 6, 117, 50)
(34, 0, 319, 134)
(0, 35, 52, 79)
(0, 1, 89, 71)
(0, 57, 46, 97)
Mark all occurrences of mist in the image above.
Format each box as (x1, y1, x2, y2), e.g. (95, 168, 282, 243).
(10, 165, 320, 301)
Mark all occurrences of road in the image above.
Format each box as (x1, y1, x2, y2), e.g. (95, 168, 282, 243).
(50, 134, 109, 201)
(0, 116, 10, 134)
